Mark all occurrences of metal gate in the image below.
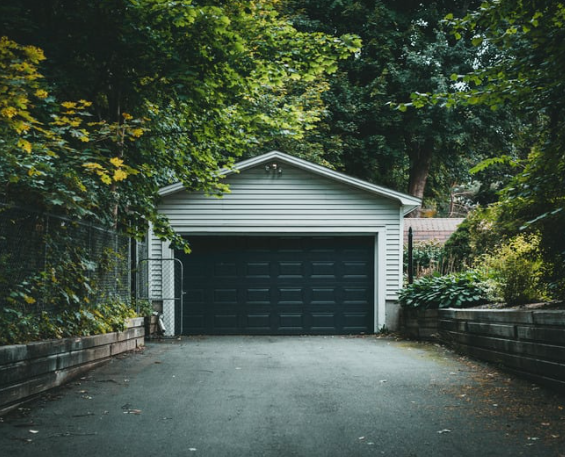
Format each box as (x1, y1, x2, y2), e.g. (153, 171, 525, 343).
(136, 258, 183, 335)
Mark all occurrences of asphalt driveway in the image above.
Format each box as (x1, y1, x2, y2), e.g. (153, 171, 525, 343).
(0, 336, 564, 457)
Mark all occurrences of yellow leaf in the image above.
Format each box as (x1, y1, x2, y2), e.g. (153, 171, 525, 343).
(100, 173, 112, 185)
(113, 169, 128, 182)
(24, 295, 36, 304)
(131, 128, 144, 138)
(110, 157, 124, 167)
(14, 121, 31, 133)
(61, 101, 77, 109)
(35, 89, 49, 99)
(23, 45, 45, 63)
(17, 138, 32, 153)
(122, 112, 133, 120)
(83, 162, 104, 170)
(1, 107, 18, 119)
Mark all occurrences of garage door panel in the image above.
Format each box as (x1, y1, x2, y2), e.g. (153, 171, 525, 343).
(278, 288, 304, 304)
(245, 288, 271, 304)
(310, 288, 337, 304)
(279, 313, 304, 329)
(278, 261, 304, 277)
(214, 262, 237, 277)
(178, 236, 374, 335)
(245, 314, 271, 329)
(213, 289, 238, 304)
(245, 262, 270, 278)
(343, 288, 371, 305)
(185, 314, 206, 333)
(311, 261, 337, 278)
(343, 261, 370, 278)
(310, 313, 337, 330)
(214, 314, 238, 329)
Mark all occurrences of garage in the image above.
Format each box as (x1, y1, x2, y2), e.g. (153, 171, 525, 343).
(177, 235, 374, 335)
(150, 151, 420, 335)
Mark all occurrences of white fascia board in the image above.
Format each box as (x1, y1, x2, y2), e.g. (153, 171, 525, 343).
(159, 150, 422, 211)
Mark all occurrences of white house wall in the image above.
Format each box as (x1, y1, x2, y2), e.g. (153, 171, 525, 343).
(157, 163, 403, 302)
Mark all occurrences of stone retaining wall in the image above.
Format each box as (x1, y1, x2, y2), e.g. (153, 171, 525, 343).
(401, 308, 440, 340)
(0, 317, 144, 414)
(402, 308, 565, 391)
(439, 309, 565, 391)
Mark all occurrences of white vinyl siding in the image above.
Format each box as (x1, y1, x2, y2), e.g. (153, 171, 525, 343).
(157, 164, 403, 301)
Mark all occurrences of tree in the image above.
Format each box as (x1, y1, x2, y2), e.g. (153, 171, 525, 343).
(0, 37, 141, 219)
(277, 0, 518, 215)
(409, 1, 565, 297)
(0, 0, 360, 243)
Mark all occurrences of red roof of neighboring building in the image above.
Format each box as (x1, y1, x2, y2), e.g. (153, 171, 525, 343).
(404, 218, 464, 244)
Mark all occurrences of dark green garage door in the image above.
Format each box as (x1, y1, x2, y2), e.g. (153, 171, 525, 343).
(177, 236, 374, 335)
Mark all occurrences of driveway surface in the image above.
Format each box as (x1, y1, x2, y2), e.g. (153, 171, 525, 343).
(0, 336, 564, 457)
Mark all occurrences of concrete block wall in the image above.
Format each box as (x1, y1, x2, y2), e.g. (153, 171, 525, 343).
(439, 309, 565, 391)
(401, 308, 440, 340)
(0, 318, 144, 414)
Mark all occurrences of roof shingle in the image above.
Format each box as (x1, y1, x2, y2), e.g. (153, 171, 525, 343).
(404, 218, 464, 244)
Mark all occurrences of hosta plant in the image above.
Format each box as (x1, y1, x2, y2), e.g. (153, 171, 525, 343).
(398, 270, 489, 310)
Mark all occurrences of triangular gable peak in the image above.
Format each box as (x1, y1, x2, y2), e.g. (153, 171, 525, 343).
(159, 151, 421, 215)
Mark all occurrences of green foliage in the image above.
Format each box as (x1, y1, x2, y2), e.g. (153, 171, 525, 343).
(409, 1, 565, 299)
(478, 234, 548, 306)
(0, 298, 136, 345)
(398, 270, 489, 310)
(404, 240, 444, 277)
(0, 0, 360, 244)
(0, 37, 143, 222)
(4, 225, 127, 312)
(135, 299, 155, 318)
(282, 0, 518, 210)
(496, 146, 565, 300)
(442, 206, 502, 268)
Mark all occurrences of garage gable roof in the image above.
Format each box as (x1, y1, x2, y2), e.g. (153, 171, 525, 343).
(159, 150, 421, 215)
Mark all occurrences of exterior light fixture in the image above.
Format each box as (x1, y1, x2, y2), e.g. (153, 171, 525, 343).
(264, 162, 283, 175)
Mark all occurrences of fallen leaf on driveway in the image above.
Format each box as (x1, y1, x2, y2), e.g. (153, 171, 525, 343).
(437, 429, 451, 434)
(123, 409, 142, 415)
(29, 430, 39, 434)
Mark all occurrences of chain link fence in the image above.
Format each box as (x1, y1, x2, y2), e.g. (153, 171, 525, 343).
(0, 204, 131, 315)
(136, 258, 183, 336)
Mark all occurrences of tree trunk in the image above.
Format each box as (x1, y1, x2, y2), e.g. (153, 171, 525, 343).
(406, 144, 433, 218)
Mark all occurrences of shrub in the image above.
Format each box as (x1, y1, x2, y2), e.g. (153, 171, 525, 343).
(0, 298, 136, 345)
(398, 270, 489, 310)
(442, 205, 505, 270)
(478, 234, 547, 306)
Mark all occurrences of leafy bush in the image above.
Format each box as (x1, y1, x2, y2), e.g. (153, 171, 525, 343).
(398, 270, 489, 310)
(0, 298, 136, 345)
(442, 205, 504, 270)
(478, 234, 547, 306)
(135, 299, 155, 317)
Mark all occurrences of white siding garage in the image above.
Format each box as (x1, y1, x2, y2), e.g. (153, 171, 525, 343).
(149, 151, 420, 335)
